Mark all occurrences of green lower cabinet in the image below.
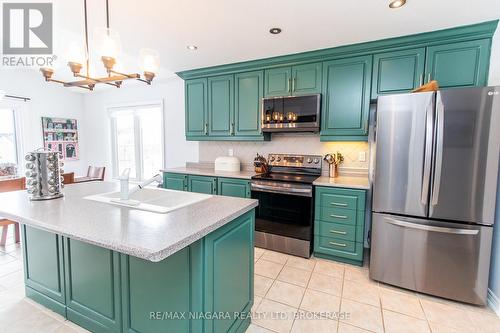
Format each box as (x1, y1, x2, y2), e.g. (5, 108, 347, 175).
(163, 173, 187, 191)
(320, 55, 372, 141)
(121, 244, 203, 333)
(188, 175, 217, 194)
(21, 209, 256, 333)
(22, 225, 66, 316)
(372, 48, 426, 99)
(425, 39, 491, 89)
(64, 238, 122, 333)
(217, 177, 251, 198)
(314, 186, 367, 266)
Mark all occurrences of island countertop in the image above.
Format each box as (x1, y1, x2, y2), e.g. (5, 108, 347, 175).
(0, 181, 258, 262)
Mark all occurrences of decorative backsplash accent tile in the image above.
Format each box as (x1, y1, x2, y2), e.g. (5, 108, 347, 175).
(198, 133, 370, 174)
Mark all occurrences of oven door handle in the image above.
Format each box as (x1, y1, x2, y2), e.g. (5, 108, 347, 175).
(251, 183, 312, 197)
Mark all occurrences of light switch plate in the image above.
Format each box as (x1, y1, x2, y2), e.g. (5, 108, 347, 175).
(358, 151, 366, 162)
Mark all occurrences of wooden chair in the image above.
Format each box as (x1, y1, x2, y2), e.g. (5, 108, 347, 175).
(0, 177, 25, 246)
(62, 172, 75, 184)
(74, 166, 106, 183)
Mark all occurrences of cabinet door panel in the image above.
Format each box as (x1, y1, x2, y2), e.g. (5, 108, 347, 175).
(264, 67, 292, 97)
(22, 226, 65, 304)
(217, 177, 250, 198)
(234, 71, 263, 137)
(321, 55, 372, 139)
(372, 48, 425, 99)
(292, 62, 322, 95)
(188, 175, 217, 194)
(163, 173, 187, 191)
(425, 39, 490, 88)
(208, 75, 234, 136)
(65, 238, 121, 332)
(185, 78, 208, 137)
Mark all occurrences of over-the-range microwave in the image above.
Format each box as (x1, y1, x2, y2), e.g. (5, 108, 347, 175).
(261, 94, 320, 132)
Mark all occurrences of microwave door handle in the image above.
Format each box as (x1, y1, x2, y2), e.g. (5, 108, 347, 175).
(385, 217, 479, 235)
(421, 98, 434, 205)
(431, 95, 444, 206)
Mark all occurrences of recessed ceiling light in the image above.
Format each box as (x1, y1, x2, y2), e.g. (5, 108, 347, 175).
(187, 45, 198, 50)
(269, 28, 282, 35)
(389, 0, 406, 8)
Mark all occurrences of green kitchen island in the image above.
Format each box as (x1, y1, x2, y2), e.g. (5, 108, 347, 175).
(0, 181, 257, 333)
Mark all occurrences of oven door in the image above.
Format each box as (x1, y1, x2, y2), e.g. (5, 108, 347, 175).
(251, 182, 313, 242)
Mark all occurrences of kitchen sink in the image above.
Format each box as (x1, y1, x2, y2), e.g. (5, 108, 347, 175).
(84, 187, 211, 213)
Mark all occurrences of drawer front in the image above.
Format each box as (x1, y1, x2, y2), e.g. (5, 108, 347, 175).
(315, 221, 363, 242)
(316, 187, 366, 210)
(314, 236, 363, 261)
(318, 207, 358, 225)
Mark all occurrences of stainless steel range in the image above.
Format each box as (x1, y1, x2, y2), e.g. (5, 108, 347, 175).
(251, 153, 322, 258)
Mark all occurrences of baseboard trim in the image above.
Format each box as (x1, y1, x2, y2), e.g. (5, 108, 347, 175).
(487, 288, 500, 317)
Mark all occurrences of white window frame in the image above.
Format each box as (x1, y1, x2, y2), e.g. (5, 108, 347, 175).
(0, 100, 25, 172)
(108, 100, 165, 181)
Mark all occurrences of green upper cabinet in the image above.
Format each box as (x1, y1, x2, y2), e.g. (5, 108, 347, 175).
(292, 63, 322, 95)
(321, 55, 372, 141)
(188, 175, 217, 194)
(208, 75, 234, 136)
(163, 173, 187, 191)
(264, 63, 322, 97)
(217, 177, 251, 198)
(264, 66, 292, 97)
(185, 78, 208, 137)
(425, 39, 491, 89)
(371, 48, 426, 99)
(234, 71, 263, 137)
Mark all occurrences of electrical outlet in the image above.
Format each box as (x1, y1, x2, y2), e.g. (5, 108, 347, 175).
(358, 151, 366, 162)
(228, 149, 234, 157)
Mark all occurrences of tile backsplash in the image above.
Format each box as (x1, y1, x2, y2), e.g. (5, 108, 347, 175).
(198, 133, 370, 175)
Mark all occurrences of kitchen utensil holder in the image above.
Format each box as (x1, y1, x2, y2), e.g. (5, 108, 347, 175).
(329, 163, 339, 178)
(25, 150, 64, 201)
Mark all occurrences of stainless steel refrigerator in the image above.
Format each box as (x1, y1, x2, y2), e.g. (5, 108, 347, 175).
(370, 86, 500, 305)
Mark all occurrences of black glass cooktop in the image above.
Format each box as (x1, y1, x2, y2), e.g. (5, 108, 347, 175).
(251, 172, 319, 184)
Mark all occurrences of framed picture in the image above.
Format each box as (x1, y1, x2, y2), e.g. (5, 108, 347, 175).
(42, 117, 79, 160)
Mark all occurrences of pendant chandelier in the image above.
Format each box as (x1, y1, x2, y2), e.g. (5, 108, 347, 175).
(40, 0, 159, 91)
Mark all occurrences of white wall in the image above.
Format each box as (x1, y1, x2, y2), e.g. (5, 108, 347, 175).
(81, 77, 198, 179)
(0, 69, 87, 175)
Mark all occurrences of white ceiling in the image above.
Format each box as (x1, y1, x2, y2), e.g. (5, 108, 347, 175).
(5, 0, 500, 82)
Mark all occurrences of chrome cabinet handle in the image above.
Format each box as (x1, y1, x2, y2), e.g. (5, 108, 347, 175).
(329, 230, 347, 235)
(330, 214, 348, 219)
(419, 74, 423, 86)
(330, 202, 347, 207)
(204, 123, 208, 135)
(230, 122, 235, 135)
(427, 73, 431, 83)
(288, 78, 292, 94)
(385, 217, 479, 235)
(329, 241, 347, 247)
(431, 95, 444, 206)
(292, 78, 296, 92)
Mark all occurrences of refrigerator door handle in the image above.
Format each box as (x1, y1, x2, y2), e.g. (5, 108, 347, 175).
(385, 217, 479, 235)
(431, 95, 445, 205)
(421, 99, 434, 204)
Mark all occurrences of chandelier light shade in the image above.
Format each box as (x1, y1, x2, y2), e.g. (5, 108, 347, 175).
(40, 0, 159, 91)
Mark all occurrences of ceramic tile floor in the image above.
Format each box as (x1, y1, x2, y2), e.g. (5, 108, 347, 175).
(0, 226, 499, 333)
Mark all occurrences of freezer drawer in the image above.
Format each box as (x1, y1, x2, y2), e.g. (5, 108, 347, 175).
(369, 213, 493, 305)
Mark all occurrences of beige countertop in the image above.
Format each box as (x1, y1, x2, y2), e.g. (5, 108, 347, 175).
(313, 176, 370, 190)
(0, 182, 257, 262)
(161, 166, 255, 180)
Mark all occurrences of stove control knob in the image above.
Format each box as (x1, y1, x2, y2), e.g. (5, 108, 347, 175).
(276, 157, 282, 162)
(313, 158, 320, 164)
(269, 156, 275, 162)
(307, 157, 313, 163)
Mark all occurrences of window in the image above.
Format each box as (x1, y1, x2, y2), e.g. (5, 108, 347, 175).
(0, 108, 19, 176)
(109, 102, 164, 181)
